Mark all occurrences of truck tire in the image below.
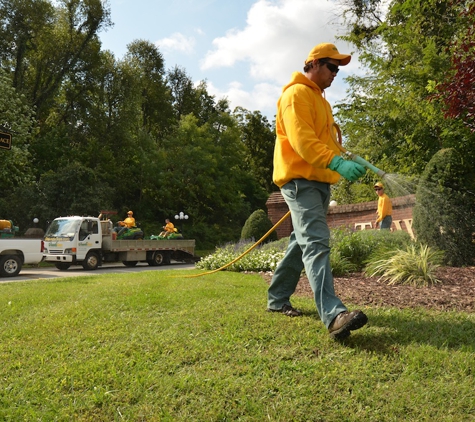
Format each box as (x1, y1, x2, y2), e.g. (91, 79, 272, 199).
(122, 261, 138, 267)
(147, 251, 170, 266)
(82, 252, 100, 270)
(55, 263, 71, 271)
(0, 255, 22, 277)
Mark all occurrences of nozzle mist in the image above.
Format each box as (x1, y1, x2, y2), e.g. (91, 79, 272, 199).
(345, 151, 386, 178)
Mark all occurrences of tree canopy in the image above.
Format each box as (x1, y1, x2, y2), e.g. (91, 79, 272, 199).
(0, 0, 273, 247)
(333, 0, 475, 203)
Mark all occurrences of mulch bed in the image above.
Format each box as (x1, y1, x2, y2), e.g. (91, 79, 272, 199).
(259, 266, 475, 312)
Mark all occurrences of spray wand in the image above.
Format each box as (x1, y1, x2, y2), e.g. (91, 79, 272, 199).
(331, 123, 386, 178)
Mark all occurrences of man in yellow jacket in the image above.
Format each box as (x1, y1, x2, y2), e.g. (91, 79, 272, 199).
(118, 211, 136, 228)
(374, 182, 393, 229)
(267, 43, 368, 340)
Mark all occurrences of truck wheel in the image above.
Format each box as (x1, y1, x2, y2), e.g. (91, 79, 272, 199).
(0, 255, 22, 277)
(122, 261, 138, 267)
(55, 263, 71, 271)
(148, 251, 169, 266)
(82, 252, 100, 270)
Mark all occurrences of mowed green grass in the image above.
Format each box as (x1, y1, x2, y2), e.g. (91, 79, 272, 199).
(0, 270, 474, 421)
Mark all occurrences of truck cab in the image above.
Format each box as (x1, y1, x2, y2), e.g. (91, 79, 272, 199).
(43, 216, 105, 270)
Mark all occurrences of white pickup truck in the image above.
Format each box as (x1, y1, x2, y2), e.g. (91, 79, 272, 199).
(0, 238, 44, 277)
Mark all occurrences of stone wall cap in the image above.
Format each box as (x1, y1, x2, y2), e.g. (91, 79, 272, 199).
(266, 192, 416, 213)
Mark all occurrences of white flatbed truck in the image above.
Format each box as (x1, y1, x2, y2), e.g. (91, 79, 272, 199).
(43, 216, 196, 271)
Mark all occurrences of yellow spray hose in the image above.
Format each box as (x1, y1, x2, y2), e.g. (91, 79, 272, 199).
(182, 210, 291, 278)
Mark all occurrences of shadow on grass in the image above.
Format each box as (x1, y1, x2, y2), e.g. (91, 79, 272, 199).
(298, 307, 475, 354)
(344, 311, 475, 353)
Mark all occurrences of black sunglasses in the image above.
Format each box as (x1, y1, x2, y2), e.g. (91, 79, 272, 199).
(374, 188, 382, 191)
(321, 61, 340, 74)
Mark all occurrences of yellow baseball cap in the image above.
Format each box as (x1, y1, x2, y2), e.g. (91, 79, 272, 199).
(374, 182, 384, 189)
(305, 43, 351, 66)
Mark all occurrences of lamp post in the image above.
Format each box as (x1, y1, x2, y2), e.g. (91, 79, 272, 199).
(174, 211, 189, 236)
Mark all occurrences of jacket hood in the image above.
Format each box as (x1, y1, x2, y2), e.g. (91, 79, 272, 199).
(282, 72, 322, 95)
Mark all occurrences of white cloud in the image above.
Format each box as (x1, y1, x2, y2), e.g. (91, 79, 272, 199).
(206, 80, 281, 118)
(201, 0, 351, 85)
(156, 33, 196, 54)
(199, 0, 359, 118)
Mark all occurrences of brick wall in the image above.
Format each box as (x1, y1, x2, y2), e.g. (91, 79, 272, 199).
(266, 192, 416, 239)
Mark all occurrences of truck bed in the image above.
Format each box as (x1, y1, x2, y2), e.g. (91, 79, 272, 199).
(108, 239, 195, 256)
(0, 238, 44, 264)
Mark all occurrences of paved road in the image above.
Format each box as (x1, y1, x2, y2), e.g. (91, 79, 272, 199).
(1, 261, 196, 283)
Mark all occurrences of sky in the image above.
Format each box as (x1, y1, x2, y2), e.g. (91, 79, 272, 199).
(99, 0, 363, 122)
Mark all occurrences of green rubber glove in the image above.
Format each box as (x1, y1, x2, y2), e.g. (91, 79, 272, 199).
(328, 156, 366, 181)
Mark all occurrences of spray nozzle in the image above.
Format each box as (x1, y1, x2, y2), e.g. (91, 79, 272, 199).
(345, 151, 386, 178)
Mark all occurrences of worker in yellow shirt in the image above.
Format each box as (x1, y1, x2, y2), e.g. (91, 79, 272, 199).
(267, 42, 368, 341)
(159, 219, 176, 237)
(118, 211, 136, 228)
(374, 182, 393, 229)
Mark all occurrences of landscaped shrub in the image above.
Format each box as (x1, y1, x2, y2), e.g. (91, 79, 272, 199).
(240, 209, 277, 243)
(197, 226, 414, 277)
(331, 227, 413, 271)
(412, 148, 475, 266)
(365, 243, 444, 287)
(196, 238, 286, 272)
(330, 249, 357, 276)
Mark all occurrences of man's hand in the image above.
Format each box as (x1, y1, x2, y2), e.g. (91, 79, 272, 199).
(328, 156, 366, 181)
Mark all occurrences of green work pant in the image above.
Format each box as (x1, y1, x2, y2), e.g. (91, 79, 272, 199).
(267, 179, 347, 328)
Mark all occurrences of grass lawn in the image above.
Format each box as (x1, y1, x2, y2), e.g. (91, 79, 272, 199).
(0, 270, 474, 421)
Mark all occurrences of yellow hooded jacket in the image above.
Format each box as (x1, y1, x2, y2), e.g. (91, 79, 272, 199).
(273, 71, 341, 188)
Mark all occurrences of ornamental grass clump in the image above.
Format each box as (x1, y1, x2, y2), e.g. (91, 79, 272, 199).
(365, 243, 444, 287)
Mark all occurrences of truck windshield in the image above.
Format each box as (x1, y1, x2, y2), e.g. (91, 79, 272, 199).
(45, 219, 81, 240)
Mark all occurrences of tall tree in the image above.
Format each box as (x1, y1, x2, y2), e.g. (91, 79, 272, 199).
(166, 65, 201, 121)
(0, 0, 112, 119)
(233, 107, 277, 193)
(0, 67, 36, 222)
(156, 111, 267, 247)
(124, 40, 174, 139)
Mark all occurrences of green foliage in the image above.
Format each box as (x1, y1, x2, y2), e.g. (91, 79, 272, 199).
(334, 0, 475, 204)
(330, 249, 358, 276)
(198, 228, 414, 278)
(365, 243, 444, 286)
(0, 68, 37, 214)
(35, 163, 115, 220)
(240, 209, 277, 243)
(233, 107, 277, 193)
(196, 238, 286, 272)
(413, 148, 475, 266)
(0, 0, 269, 243)
(434, 2, 475, 132)
(331, 227, 413, 271)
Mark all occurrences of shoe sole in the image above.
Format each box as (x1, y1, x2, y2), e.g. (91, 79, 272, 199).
(330, 312, 368, 340)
